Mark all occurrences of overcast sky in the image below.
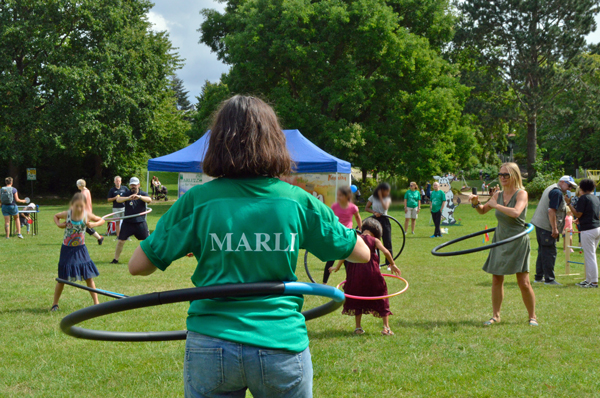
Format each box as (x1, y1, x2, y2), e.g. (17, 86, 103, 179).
(148, 1, 600, 102)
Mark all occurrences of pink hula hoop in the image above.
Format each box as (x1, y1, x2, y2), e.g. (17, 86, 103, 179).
(336, 274, 409, 300)
(102, 208, 152, 222)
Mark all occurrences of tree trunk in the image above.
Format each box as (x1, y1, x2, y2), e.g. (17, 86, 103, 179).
(93, 154, 102, 182)
(8, 159, 20, 188)
(362, 168, 367, 181)
(526, 114, 537, 179)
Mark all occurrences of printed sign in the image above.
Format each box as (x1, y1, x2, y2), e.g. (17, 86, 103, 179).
(178, 173, 203, 198)
(279, 173, 349, 207)
(26, 168, 36, 181)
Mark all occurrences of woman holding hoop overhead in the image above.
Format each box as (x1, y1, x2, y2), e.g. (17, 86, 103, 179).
(469, 163, 537, 327)
(127, 95, 370, 398)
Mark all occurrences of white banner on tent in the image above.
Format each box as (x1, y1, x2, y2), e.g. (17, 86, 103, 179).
(178, 173, 203, 198)
(279, 173, 350, 207)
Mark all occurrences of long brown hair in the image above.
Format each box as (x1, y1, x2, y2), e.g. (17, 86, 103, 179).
(202, 95, 293, 178)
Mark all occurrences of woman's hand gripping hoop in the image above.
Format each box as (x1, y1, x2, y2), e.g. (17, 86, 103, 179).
(60, 282, 345, 342)
(431, 223, 534, 257)
(336, 274, 409, 300)
(303, 214, 405, 283)
(102, 208, 152, 222)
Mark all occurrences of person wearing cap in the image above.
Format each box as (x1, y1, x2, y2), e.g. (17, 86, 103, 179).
(530, 175, 578, 285)
(111, 177, 151, 264)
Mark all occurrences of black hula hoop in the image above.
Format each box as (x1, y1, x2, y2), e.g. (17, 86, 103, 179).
(303, 214, 406, 283)
(56, 278, 128, 299)
(431, 223, 534, 257)
(365, 214, 406, 261)
(60, 282, 345, 342)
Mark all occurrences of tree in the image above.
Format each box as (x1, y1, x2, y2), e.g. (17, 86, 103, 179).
(0, 0, 182, 187)
(455, 0, 600, 177)
(539, 53, 600, 172)
(189, 80, 231, 141)
(170, 75, 193, 111)
(199, 0, 478, 181)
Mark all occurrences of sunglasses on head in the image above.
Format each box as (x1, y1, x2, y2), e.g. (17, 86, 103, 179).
(498, 173, 511, 178)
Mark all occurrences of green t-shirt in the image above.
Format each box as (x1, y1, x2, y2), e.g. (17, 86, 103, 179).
(430, 190, 447, 213)
(141, 177, 357, 353)
(404, 189, 421, 208)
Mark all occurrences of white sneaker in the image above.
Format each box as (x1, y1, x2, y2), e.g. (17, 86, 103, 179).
(576, 280, 589, 286)
(17, 234, 24, 239)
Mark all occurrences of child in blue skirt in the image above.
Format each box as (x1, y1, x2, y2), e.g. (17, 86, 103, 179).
(50, 192, 105, 311)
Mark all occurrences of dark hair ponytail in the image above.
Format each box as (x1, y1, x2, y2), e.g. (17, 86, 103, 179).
(373, 182, 391, 198)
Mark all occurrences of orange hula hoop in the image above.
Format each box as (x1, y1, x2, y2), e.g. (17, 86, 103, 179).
(336, 274, 409, 300)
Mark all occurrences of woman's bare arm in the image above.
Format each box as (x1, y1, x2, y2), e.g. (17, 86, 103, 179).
(346, 235, 370, 263)
(129, 246, 158, 276)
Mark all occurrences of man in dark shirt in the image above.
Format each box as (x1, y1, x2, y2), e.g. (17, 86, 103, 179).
(111, 177, 151, 264)
(107, 176, 128, 237)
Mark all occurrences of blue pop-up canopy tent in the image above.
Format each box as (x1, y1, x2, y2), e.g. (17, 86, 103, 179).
(147, 129, 351, 173)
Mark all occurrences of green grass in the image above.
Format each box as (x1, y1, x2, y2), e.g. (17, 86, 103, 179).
(1, 201, 599, 397)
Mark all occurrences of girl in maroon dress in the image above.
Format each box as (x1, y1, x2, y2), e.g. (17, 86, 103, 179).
(330, 218, 401, 335)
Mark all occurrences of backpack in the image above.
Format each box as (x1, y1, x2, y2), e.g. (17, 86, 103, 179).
(1, 186, 14, 205)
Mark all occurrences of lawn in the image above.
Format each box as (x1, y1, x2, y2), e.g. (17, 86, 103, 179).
(1, 199, 598, 397)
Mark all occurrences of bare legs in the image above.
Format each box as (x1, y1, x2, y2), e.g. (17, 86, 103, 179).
(52, 278, 99, 308)
(404, 218, 417, 234)
(516, 272, 536, 320)
(488, 273, 536, 323)
(52, 282, 65, 307)
(354, 314, 362, 329)
(3, 215, 9, 238)
(354, 314, 393, 335)
(114, 240, 126, 261)
(491, 275, 504, 321)
(14, 215, 21, 236)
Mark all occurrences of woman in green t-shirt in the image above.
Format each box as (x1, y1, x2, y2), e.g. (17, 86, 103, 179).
(128, 95, 370, 398)
(404, 182, 421, 234)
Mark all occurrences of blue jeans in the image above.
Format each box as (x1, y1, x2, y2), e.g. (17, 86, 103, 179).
(184, 332, 313, 398)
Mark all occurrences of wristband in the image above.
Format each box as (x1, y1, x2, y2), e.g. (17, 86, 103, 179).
(471, 202, 480, 208)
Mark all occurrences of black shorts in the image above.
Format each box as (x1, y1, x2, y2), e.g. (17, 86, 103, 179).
(119, 222, 149, 241)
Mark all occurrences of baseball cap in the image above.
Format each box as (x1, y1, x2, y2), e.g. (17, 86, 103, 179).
(129, 177, 140, 185)
(559, 175, 577, 188)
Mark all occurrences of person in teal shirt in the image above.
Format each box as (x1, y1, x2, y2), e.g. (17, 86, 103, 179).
(430, 182, 447, 238)
(128, 95, 370, 398)
(404, 182, 421, 234)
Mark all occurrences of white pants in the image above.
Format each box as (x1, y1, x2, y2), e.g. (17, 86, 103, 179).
(580, 228, 600, 283)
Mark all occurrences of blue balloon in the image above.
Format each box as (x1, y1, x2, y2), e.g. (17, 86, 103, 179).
(350, 184, 358, 193)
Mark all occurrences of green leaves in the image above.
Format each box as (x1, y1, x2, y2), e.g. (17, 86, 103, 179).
(0, 0, 185, 189)
(197, 0, 475, 182)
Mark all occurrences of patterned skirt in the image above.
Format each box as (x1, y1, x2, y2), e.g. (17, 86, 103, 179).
(58, 244, 100, 282)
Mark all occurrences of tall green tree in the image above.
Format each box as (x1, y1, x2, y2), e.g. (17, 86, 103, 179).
(539, 53, 600, 172)
(198, 0, 478, 182)
(454, 0, 600, 177)
(0, 0, 183, 186)
(170, 75, 193, 111)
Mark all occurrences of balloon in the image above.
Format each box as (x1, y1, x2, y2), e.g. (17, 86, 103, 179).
(350, 185, 358, 193)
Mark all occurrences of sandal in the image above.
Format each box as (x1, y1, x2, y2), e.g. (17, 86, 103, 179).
(483, 317, 499, 326)
(529, 318, 539, 327)
(353, 327, 365, 335)
(50, 305, 59, 312)
(381, 327, 395, 336)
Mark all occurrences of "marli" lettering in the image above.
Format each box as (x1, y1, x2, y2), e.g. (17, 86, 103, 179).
(209, 233, 297, 252)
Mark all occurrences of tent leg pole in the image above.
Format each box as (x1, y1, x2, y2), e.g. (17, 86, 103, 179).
(146, 170, 149, 194)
